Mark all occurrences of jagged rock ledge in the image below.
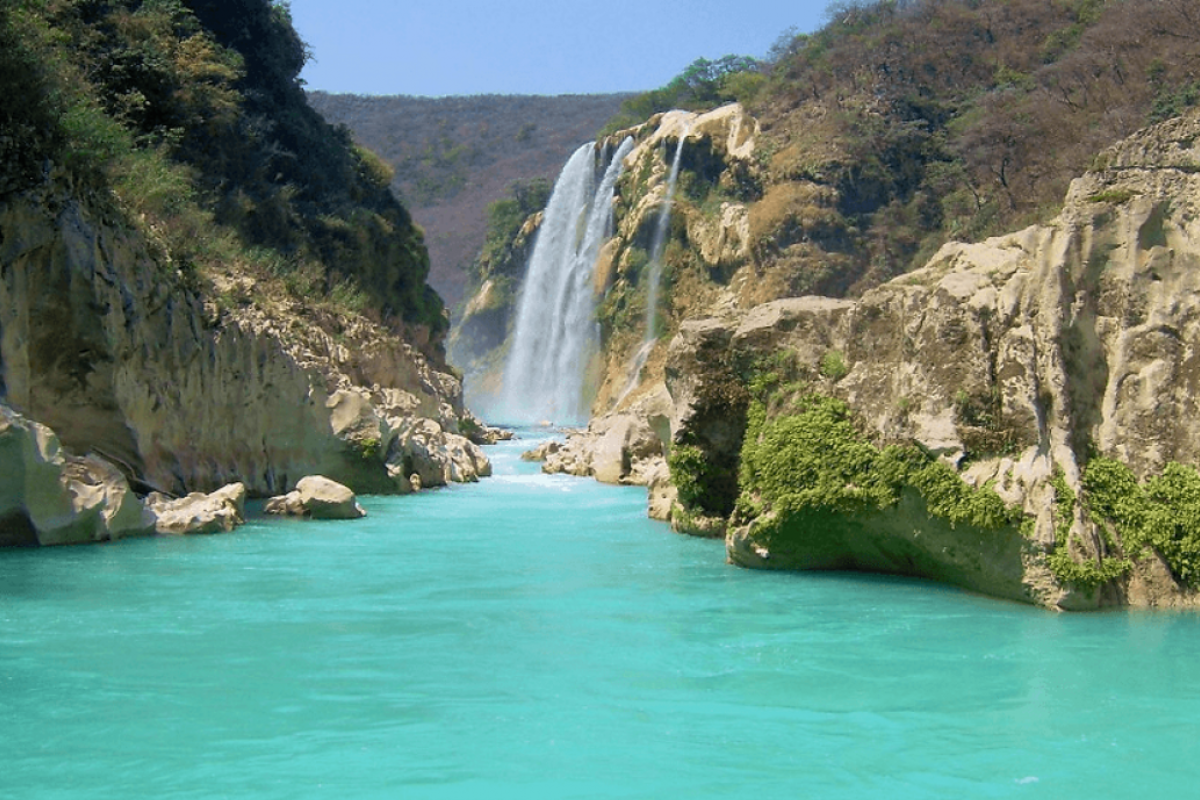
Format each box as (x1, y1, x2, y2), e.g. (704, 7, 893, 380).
(555, 110, 1200, 610)
(0, 174, 497, 547)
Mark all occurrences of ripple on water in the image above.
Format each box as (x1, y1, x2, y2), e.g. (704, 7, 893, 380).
(2, 434, 1199, 798)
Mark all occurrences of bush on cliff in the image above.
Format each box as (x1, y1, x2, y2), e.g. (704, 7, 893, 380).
(1076, 458, 1200, 588)
(734, 394, 1022, 548)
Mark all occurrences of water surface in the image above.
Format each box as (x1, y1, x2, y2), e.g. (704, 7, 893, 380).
(3, 434, 1198, 798)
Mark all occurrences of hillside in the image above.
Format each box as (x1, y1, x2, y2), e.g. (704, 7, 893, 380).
(0, 0, 490, 546)
(460, 0, 1200, 608)
(307, 92, 629, 309)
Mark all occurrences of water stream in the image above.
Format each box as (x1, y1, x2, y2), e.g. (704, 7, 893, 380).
(615, 131, 687, 408)
(2, 436, 1199, 798)
(643, 130, 687, 344)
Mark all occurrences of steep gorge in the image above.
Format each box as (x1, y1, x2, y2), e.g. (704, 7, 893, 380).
(466, 100, 1200, 609)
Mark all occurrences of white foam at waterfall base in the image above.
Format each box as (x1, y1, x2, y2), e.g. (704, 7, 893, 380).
(491, 137, 634, 426)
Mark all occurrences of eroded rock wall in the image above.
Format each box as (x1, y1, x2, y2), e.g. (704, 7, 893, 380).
(0, 177, 489, 520)
(657, 111, 1200, 609)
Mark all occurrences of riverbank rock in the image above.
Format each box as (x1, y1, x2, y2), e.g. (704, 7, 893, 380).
(0, 175, 488, 506)
(619, 110, 1200, 609)
(0, 403, 150, 546)
(146, 483, 246, 535)
(521, 439, 563, 462)
(539, 390, 671, 486)
(264, 476, 365, 520)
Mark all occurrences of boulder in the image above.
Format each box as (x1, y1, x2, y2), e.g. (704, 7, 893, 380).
(265, 475, 365, 520)
(0, 403, 151, 546)
(387, 417, 491, 490)
(146, 483, 246, 535)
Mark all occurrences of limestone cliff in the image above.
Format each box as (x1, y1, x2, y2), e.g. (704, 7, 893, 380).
(0, 174, 489, 544)
(533, 108, 1200, 609)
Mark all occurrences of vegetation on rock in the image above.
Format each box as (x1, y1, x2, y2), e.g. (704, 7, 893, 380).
(601, 0, 1200, 298)
(2, 0, 444, 345)
(731, 393, 1022, 548)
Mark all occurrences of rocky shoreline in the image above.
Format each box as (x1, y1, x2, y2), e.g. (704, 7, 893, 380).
(523, 110, 1200, 611)
(0, 177, 499, 546)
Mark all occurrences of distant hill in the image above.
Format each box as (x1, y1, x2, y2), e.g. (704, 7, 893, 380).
(307, 92, 631, 311)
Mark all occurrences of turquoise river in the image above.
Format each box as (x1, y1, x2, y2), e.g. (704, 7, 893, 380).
(3, 433, 1200, 798)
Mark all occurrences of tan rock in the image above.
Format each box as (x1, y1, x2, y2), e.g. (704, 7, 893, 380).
(655, 110, 1200, 608)
(265, 475, 365, 520)
(0, 403, 151, 546)
(147, 483, 246, 535)
(0, 177, 485, 505)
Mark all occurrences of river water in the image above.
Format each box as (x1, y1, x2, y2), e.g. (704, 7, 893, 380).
(3, 433, 1199, 798)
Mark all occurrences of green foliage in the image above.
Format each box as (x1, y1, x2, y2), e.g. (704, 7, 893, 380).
(1046, 546, 1131, 592)
(819, 350, 849, 381)
(1078, 458, 1200, 587)
(1044, 466, 1131, 591)
(908, 461, 1021, 530)
(474, 176, 552, 282)
(1087, 189, 1138, 204)
(2, 0, 445, 340)
(737, 394, 1019, 536)
(740, 395, 899, 515)
(668, 445, 711, 510)
(353, 144, 395, 189)
(1149, 81, 1200, 125)
(600, 54, 760, 134)
(355, 437, 382, 461)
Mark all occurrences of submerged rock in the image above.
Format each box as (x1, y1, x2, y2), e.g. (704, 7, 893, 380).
(264, 476, 366, 520)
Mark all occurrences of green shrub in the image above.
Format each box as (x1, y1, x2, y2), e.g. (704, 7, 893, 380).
(819, 350, 849, 381)
(738, 394, 1017, 532)
(668, 444, 710, 510)
(1076, 457, 1200, 587)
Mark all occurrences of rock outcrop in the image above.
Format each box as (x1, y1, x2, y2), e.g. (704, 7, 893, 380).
(265, 476, 365, 520)
(0, 175, 490, 508)
(0, 403, 150, 546)
(146, 483, 246, 535)
(652, 110, 1200, 609)
(535, 388, 672, 487)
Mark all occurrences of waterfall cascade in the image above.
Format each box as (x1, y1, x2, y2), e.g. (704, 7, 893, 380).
(643, 131, 687, 342)
(496, 137, 635, 425)
(614, 132, 687, 409)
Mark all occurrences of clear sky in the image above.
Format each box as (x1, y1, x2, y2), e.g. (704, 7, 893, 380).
(289, 0, 830, 97)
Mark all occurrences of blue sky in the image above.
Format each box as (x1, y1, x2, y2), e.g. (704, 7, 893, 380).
(289, 0, 830, 97)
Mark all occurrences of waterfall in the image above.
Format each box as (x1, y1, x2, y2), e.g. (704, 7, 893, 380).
(643, 132, 687, 342)
(495, 137, 635, 425)
(614, 131, 687, 409)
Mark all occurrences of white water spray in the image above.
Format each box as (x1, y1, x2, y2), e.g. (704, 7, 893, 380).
(496, 137, 635, 425)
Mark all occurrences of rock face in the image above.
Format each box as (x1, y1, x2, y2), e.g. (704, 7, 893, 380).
(451, 103, 764, 423)
(0, 176, 490, 506)
(535, 388, 672, 487)
(0, 403, 150, 546)
(651, 111, 1200, 609)
(265, 476, 365, 520)
(147, 484, 246, 535)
